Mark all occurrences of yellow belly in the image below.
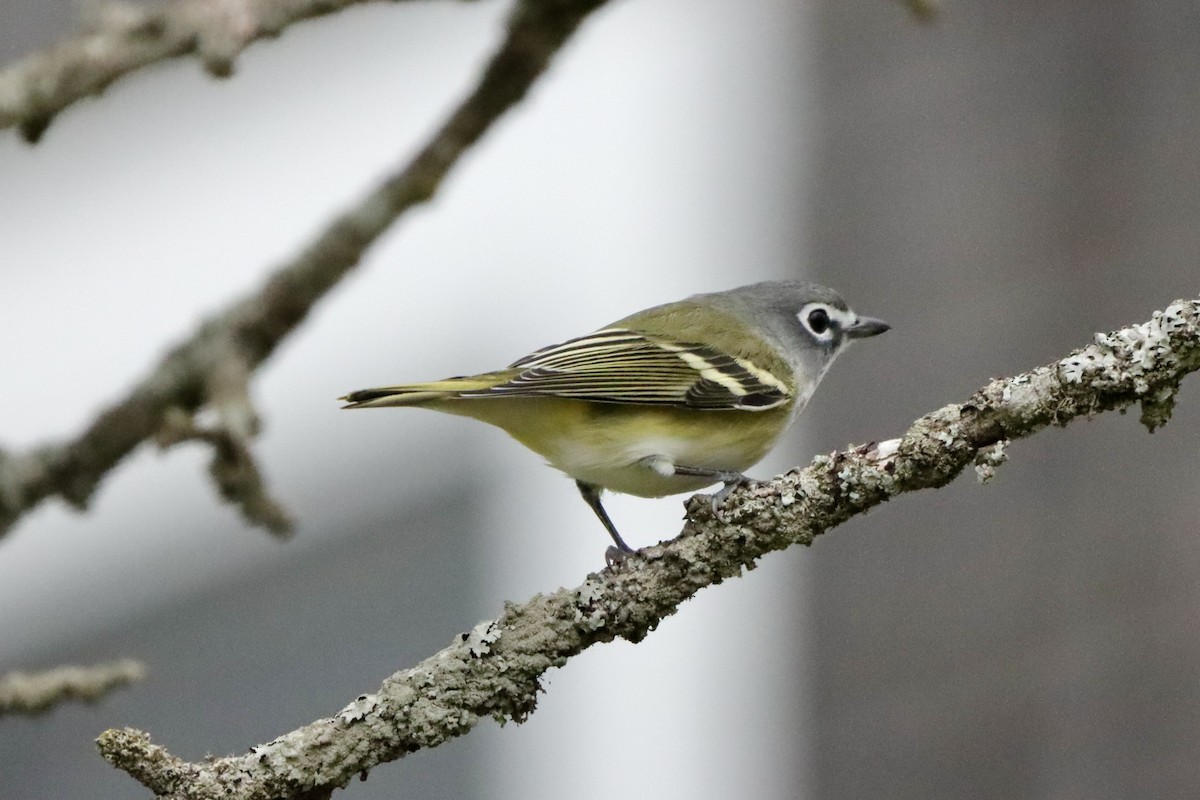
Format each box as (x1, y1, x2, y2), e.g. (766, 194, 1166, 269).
(430, 396, 794, 497)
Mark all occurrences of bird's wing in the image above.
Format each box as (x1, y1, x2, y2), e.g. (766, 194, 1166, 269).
(461, 328, 791, 410)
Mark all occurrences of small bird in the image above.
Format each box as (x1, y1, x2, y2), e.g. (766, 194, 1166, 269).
(341, 281, 888, 559)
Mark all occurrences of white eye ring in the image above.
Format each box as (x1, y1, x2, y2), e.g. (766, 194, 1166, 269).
(798, 302, 839, 342)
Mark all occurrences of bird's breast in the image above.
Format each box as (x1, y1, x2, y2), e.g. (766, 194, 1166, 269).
(541, 402, 794, 497)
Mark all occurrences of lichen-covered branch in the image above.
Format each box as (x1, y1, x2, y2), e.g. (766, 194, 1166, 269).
(0, 0, 427, 142)
(0, 0, 608, 541)
(0, 659, 145, 716)
(96, 297, 1200, 800)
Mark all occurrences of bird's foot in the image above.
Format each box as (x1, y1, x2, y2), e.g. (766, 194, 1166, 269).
(605, 544, 636, 568)
(711, 472, 754, 520)
(670, 464, 756, 522)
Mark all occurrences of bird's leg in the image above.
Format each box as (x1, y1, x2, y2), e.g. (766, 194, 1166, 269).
(670, 463, 755, 517)
(576, 480, 636, 564)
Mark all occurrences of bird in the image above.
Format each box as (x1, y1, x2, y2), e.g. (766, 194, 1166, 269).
(341, 280, 888, 560)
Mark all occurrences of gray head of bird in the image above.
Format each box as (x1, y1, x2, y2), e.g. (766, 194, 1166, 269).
(694, 279, 890, 390)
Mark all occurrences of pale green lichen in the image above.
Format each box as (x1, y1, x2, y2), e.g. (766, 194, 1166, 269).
(872, 439, 902, 459)
(1058, 300, 1197, 431)
(974, 440, 1009, 483)
(335, 694, 378, 724)
(1000, 374, 1031, 402)
(835, 451, 901, 505)
(572, 577, 608, 631)
(1060, 301, 1192, 389)
(463, 621, 501, 658)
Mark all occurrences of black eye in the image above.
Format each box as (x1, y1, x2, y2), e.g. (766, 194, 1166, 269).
(807, 308, 830, 335)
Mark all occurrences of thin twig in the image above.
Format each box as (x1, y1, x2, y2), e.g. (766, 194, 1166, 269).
(97, 297, 1200, 800)
(0, 0, 608, 541)
(0, 0, 428, 142)
(0, 659, 145, 716)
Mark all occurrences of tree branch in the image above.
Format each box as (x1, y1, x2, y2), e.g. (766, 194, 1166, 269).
(0, 659, 145, 716)
(96, 296, 1200, 799)
(0, 0, 608, 542)
(0, 0, 432, 142)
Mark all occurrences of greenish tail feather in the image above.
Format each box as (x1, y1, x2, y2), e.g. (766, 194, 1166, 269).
(339, 377, 498, 409)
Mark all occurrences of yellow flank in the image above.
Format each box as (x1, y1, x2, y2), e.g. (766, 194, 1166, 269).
(413, 391, 792, 497)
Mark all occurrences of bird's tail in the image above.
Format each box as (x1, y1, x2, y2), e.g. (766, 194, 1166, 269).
(339, 376, 501, 409)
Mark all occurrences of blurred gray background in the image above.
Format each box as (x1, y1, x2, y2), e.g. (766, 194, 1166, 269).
(0, 1, 1197, 799)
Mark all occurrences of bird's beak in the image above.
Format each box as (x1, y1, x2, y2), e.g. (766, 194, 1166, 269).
(845, 316, 890, 339)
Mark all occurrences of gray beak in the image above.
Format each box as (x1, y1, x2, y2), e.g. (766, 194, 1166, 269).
(845, 316, 890, 339)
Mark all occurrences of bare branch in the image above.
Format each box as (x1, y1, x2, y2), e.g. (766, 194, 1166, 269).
(148, 337, 292, 534)
(97, 297, 1200, 799)
(156, 404, 294, 536)
(0, 659, 145, 716)
(0, 0, 608, 542)
(0, 0, 433, 142)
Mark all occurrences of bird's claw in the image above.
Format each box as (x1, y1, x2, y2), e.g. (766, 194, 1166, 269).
(605, 545, 635, 568)
(710, 473, 754, 521)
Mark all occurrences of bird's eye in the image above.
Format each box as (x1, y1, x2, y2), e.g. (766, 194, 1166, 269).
(807, 308, 831, 335)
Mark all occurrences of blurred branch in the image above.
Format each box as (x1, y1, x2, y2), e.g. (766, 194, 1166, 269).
(0, 0, 607, 542)
(150, 343, 293, 533)
(902, 0, 939, 20)
(0, 659, 145, 716)
(156, 407, 294, 536)
(97, 297, 1200, 799)
(0, 0, 430, 142)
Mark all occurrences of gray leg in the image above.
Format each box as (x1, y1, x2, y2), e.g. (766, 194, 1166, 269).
(576, 480, 635, 561)
(670, 464, 754, 515)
